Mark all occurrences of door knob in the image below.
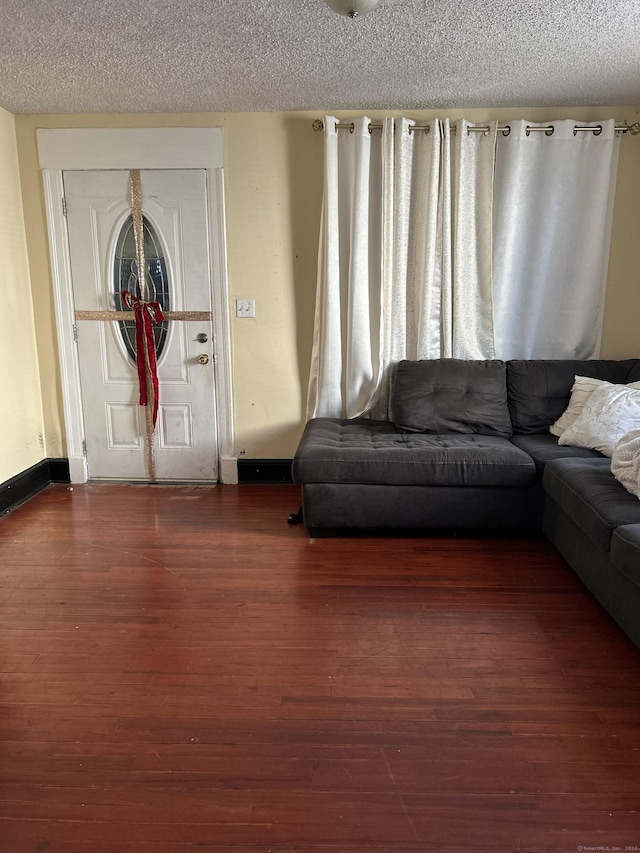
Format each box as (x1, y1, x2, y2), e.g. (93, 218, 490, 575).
(197, 354, 209, 364)
(196, 333, 208, 343)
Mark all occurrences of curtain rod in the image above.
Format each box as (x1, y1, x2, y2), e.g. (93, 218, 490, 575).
(311, 118, 640, 136)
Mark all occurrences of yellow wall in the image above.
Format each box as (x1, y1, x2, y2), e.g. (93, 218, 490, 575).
(13, 106, 640, 465)
(0, 108, 45, 483)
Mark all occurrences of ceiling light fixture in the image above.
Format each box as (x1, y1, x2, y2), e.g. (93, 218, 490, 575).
(323, 0, 381, 18)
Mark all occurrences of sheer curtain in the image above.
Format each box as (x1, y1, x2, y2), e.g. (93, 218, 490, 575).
(492, 119, 620, 358)
(307, 115, 621, 419)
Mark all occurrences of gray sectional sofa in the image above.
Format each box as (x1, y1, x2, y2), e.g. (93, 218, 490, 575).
(292, 358, 640, 647)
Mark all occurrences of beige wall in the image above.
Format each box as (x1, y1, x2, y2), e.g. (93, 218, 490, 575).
(0, 107, 45, 483)
(12, 106, 640, 467)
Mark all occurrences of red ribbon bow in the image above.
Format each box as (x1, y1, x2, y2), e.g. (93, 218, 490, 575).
(121, 291, 165, 427)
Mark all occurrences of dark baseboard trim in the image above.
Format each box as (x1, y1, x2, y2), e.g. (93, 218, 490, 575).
(0, 458, 71, 517)
(237, 458, 293, 484)
(1, 457, 294, 513)
(48, 457, 71, 483)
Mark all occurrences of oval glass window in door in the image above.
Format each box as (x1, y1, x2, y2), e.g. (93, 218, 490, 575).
(113, 216, 170, 364)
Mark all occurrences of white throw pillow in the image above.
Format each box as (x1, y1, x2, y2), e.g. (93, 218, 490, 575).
(550, 376, 640, 438)
(611, 428, 640, 500)
(558, 383, 640, 457)
(550, 376, 609, 437)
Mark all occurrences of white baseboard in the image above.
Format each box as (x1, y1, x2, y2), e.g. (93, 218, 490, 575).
(220, 456, 238, 485)
(69, 456, 89, 484)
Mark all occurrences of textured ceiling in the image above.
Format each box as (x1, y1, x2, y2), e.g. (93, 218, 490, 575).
(1, 0, 639, 115)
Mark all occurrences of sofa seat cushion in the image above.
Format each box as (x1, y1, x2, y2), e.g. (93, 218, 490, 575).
(611, 525, 640, 589)
(293, 418, 536, 487)
(511, 433, 604, 478)
(543, 458, 640, 552)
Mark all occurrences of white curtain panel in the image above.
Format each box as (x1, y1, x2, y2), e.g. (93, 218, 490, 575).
(307, 116, 384, 419)
(369, 117, 445, 418)
(449, 119, 498, 359)
(492, 119, 621, 359)
(381, 118, 498, 368)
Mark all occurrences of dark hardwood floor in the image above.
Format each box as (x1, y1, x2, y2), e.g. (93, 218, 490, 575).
(1, 483, 640, 852)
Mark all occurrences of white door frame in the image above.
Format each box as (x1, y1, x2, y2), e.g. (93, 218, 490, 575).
(37, 127, 237, 484)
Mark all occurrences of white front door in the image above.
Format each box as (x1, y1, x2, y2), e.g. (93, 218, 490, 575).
(63, 169, 219, 482)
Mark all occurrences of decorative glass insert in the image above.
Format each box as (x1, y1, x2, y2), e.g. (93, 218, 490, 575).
(113, 216, 170, 364)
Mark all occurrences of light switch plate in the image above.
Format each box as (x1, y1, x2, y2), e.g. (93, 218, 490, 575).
(236, 299, 255, 318)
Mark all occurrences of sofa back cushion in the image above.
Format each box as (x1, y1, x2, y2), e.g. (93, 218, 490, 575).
(506, 359, 640, 434)
(390, 359, 512, 437)
(625, 360, 640, 384)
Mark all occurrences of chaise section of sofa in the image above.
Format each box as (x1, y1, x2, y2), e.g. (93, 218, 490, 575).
(294, 359, 529, 532)
(293, 416, 539, 532)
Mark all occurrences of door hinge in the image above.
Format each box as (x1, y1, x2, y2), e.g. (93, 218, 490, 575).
(73, 323, 78, 342)
(62, 197, 68, 217)
(82, 440, 87, 456)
